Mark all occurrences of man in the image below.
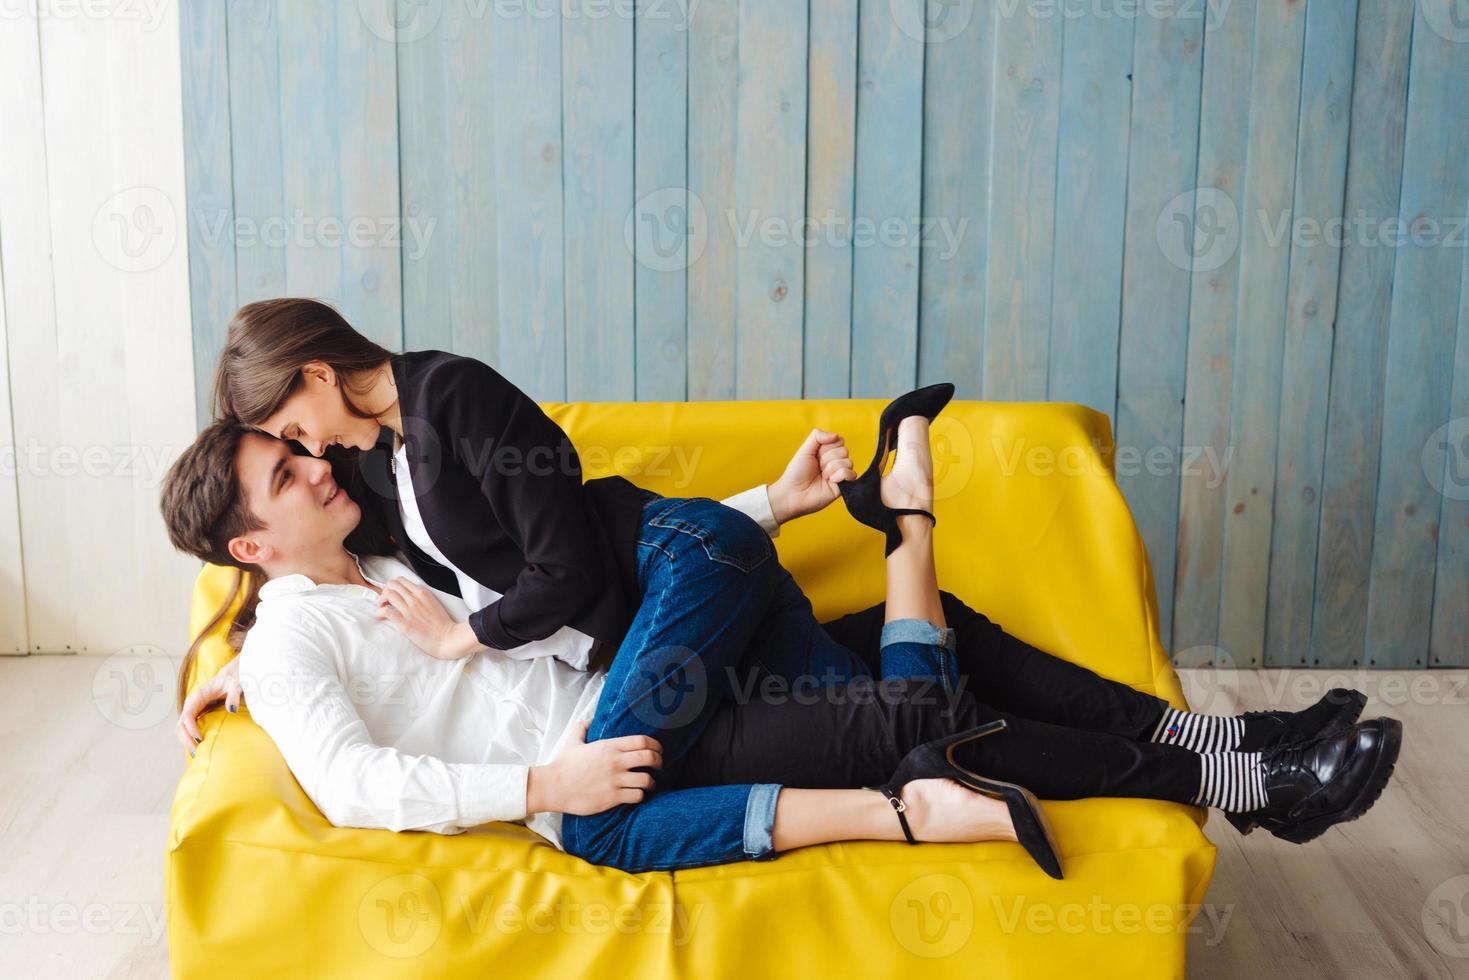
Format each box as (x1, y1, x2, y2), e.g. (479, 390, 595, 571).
(161, 420, 1402, 873)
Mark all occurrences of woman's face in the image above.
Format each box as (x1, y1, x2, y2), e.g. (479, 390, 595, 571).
(257, 364, 381, 456)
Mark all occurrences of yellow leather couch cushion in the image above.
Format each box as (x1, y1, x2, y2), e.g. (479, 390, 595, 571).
(168, 398, 1215, 978)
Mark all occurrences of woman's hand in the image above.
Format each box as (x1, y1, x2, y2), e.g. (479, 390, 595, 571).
(526, 720, 662, 815)
(767, 427, 857, 524)
(176, 655, 243, 756)
(375, 577, 481, 660)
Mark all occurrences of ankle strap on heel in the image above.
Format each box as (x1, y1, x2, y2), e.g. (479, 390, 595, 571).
(873, 786, 917, 844)
(889, 508, 936, 527)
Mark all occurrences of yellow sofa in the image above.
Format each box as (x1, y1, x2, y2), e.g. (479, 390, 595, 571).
(167, 398, 1216, 978)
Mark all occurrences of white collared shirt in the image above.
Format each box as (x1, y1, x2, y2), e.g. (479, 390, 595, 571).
(237, 486, 779, 849)
(393, 441, 599, 669)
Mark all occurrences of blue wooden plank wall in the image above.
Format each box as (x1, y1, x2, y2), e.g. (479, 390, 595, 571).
(179, 0, 1469, 669)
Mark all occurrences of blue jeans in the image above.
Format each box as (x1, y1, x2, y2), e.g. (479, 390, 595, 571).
(561, 496, 959, 873)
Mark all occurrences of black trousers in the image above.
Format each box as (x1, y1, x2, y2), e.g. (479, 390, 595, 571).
(678, 591, 1203, 804)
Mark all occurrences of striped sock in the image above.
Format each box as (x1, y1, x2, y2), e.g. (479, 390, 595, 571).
(1193, 752, 1269, 813)
(1150, 707, 1245, 753)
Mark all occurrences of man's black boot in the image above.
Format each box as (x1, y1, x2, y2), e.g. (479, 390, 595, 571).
(1225, 717, 1401, 843)
(1236, 687, 1368, 752)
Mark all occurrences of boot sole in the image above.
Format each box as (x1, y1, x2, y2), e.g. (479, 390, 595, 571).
(1225, 690, 1370, 837)
(1267, 717, 1402, 845)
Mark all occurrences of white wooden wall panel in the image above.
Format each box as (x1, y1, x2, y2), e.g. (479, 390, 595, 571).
(0, 2, 198, 654)
(0, 241, 26, 654)
(0, 6, 54, 655)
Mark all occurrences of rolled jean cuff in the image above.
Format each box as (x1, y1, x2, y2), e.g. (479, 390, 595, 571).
(742, 783, 783, 860)
(880, 618, 956, 653)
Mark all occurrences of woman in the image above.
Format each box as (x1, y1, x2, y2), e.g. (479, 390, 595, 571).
(207, 298, 870, 675)
(185, 298, 960, 724)
(163, 408, 1061, 872)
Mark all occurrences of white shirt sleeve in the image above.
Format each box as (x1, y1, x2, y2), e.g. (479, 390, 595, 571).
(718, 484, 781, 538)
(238, 612, 530, 834)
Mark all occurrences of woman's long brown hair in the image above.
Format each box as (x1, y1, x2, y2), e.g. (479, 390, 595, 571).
(212, 297, 394, 425)
(176, 567, 262, 712)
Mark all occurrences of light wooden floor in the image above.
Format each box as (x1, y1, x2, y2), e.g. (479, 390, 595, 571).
(1177, 668, 1469, 979)
(1, 658, 1465, 978)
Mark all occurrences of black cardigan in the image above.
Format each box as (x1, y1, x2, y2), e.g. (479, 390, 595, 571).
(331, 350, 657, 655)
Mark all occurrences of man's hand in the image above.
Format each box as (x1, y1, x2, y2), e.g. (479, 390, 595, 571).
(375, 578, 481, 660)
(176, 655, 243, 757)
(526, 720, 662, 815)
(767, 427, 857, 524)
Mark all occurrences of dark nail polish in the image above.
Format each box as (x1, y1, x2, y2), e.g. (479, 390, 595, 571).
(227, 704, 237, 713)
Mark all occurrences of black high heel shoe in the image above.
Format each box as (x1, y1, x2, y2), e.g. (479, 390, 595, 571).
(869, 719, 1065, 880)
(839, 382, 956, 556)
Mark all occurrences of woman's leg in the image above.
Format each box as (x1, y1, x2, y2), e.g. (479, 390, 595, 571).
(562, 494, 791, 871)
(817, 402, 1168, 732)
(735, 570, 873, 690)
(874, 417, 960, 689)
(740, 415, 959, 690)
(565, 471, 1008, 871)
(772, 782, 1016, 850)
(560, 506, 1012, 872)
(563, 776, 1015, 873)
(564, 495, 950, 872)
(816, 415, 1331, 747)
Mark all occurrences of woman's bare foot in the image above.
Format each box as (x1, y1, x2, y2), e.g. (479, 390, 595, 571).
(894, 777, 1017, 843)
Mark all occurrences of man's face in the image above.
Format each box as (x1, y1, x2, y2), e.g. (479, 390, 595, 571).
(230, 432, 361, 571)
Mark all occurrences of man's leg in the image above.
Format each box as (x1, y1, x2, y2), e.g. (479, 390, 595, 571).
(819, 591, 1170, 739)
(682, 676, 1396, 846)
(679, 676, 1202, 806)
(819, 592, 1358, 753)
